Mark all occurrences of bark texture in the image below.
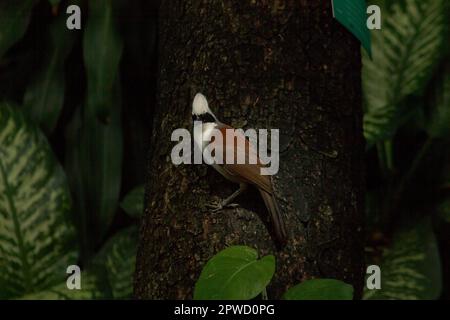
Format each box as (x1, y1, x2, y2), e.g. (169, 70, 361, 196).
(134, 0, 365, 299)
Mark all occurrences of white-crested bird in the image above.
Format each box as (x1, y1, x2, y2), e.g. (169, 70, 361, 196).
(191, 93, 287, 246)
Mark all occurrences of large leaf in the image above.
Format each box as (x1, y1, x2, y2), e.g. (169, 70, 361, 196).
(364, 218, 442, 300)
(66, 0, 124, 261)
(23, 14, 77, 134)
(283, 279, 354, 300)
(363, 0, 447, 146)
(20, 226, 138, 300)
(0, 1, 38, 58)
(120, 185, 145, 218)
(83, 0, 124, 118)
(0, 104, 77, 299)
(65, 91, 123, 262)
(19, 273, 110, 300)
(90, 226, 138, 299)
(194, 246, 275, 300)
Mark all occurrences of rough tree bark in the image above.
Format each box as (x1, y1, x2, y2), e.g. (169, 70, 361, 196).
(134, 0, 365, 299)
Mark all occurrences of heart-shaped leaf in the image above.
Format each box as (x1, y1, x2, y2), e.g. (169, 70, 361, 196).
(194, 246, 275, 300)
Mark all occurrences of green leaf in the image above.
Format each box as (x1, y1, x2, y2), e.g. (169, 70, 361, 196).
(332, 0, 371, 56)
(0, 1, 38, 58)
(364, 218, 442, 300)
(283, 279, 354, 300)
(194, 246, 275, 300)
(65, 87, 123, 262)
(90, 226, 138, 299)
(65, 0, 124, 260)
(120, 185, 145, 218)
(23, 15, 77, 134)
(83, 0, 124, 119)
(363, 0, 447, 146)
(425, 63, 450, 139)
(19, 273, 110, 300)
(0, 103, 77, 299)
(19, 225, 138, 300)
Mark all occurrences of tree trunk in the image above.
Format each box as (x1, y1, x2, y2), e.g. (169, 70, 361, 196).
(134, 0, 365, 299)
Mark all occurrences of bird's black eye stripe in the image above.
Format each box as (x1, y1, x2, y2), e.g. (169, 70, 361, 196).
(192, 113, 216, 123)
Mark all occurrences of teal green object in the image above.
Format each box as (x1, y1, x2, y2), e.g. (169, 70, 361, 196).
(332, 0, 372, 57)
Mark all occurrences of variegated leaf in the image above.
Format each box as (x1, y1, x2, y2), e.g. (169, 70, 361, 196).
(363, 0, 447, 146)
(0, 103, 78, 299)
(90, 226, 138, 299)
(364, 218, 442, 300)
(19, 273, 110, 300)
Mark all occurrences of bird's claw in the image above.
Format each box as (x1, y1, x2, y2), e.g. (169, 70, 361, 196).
(205, 200, 222, 212)
(206, 201, 222, 213)
(206, 200, 239, 212)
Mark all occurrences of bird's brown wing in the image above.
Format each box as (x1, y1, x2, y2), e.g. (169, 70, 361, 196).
(212, 124, 272, 194)
(211, 123, 287, 245)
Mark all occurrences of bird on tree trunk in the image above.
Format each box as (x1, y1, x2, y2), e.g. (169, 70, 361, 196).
(191, 93, 287, 247)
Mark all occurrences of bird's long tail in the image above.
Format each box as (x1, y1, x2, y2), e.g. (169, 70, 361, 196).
(259, 189, 287, 247)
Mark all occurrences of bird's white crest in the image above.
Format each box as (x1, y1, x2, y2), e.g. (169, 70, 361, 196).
(192, 93, 211, 115)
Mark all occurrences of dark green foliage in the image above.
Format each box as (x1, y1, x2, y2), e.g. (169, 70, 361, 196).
(0, 0, 153, 299)
(364, 219, 442, 300)
(120, 185, 145, 218)
(0, 1, 39, 57)
(89, 226, 138, 299)
(363, 0, 449, 300)
(437, 199, 450, 224)
(23, 14, 76, 134)
(65, 87, 123, 261)
(425, 63, 450, 139)
(0, 0, 449, 300)
(83, 0, 123, 119)
(284, 279, 354, 300)
(363, 0, 447, 146)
